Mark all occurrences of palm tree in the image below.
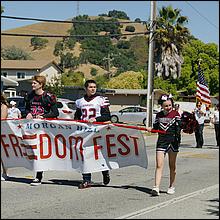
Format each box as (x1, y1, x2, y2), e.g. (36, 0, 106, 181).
(154, 5, 190, 79)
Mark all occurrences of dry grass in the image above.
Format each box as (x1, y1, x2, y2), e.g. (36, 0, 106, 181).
(2, 16, 147, 77)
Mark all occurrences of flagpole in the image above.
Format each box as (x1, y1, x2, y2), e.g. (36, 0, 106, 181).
(196, 58, 202, 105)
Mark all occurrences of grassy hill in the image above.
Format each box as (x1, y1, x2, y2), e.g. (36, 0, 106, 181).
(1, 21, 72, 62)
(1, 16, 147, 76)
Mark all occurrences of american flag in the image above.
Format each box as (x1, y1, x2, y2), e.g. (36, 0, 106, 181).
(196, 66, 211, 105)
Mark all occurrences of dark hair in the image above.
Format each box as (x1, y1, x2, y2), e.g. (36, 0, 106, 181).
(1, 92, 9, 107)
(158, 94, 174, 107)
(196, 101, 202, 107)
(84, 79, 96, 88)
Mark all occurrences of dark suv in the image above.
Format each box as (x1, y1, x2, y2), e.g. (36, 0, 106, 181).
(7, 96, 26, 118)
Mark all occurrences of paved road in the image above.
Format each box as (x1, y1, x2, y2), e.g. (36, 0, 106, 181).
(1, 126, 219, 219)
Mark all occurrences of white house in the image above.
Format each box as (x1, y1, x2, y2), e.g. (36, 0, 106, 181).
(104, 88, 167, 111)
(1, 60, 63, 83)
(1, 75, 18, 97)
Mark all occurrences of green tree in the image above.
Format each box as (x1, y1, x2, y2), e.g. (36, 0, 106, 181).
(53, 15, 121, 72)
(117, 40, 131, 49)
(125, 25, 135, 32)
(108, 10, 130, 20)
(134, 18, 141, 23)
(98, 13, 108, 17)
(178, 39, 219, 96)
(70, 15, 96, 41)
(2, 46, 32, 60)
(53, 40, 65, 56)
(90, 67, 98, 76)
(113, 50, 138, 74)
(60, 53, 79, 69)
(61, 71, 85, 86)
(45, 76, 64, 97)
(209, 71, 219, 95)
(107, 71, 144, 89)
(94, 75, 109, 88)
(31, 37, 48, 50)
(129, 36, 148, 68)
(80, 37, 114, 66)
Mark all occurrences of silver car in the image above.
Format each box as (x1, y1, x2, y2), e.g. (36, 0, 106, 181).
(110, 106, 158, 126)
(57, 98, 76, 119)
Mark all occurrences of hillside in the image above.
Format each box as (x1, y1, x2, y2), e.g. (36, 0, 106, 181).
(1, 22, 73, 62)
(1, 16, 147, 76)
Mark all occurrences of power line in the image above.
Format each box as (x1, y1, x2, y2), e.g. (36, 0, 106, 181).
(1, 15, 148, 25)
(185, 1, 218, 30)
(76, 1, 80, 17)
(1, 31, 150, 38)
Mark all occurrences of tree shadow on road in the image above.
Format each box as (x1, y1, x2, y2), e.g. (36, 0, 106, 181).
(8, 177, 167, 197)
(115, 185, 168, 196)
(3, 177, 83, 186)
(46, 179, 82, 186)
(47, 179, 144, 189)
(47, 179, 156, 195)
(92, 183, 168, 196)
(91, 183, 154, 195)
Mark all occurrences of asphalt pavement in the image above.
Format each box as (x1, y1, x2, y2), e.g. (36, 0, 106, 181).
(1, 125, 219, 219)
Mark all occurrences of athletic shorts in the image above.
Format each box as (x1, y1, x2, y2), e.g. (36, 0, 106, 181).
(156, 135, 180, 153)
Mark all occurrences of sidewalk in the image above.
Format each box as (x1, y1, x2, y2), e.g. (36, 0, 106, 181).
(141, 125, 216, 148)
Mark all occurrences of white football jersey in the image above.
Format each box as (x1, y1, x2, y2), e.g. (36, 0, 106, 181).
(75, 95, 110, 120)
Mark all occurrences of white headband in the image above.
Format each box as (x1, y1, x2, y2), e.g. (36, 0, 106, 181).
(161, 94, 173, 101)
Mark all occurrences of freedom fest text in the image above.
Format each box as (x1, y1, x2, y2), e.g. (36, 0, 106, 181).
(1, 120, 143, 162)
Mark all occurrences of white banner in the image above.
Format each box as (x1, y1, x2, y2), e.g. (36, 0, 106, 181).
(1, 119, 148, 173)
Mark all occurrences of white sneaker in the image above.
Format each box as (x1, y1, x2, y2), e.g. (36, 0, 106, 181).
(151, 186, 160, 196)
(1, 173, 8, 181)
(30, 178, 41, 186)
(167, 186, 175, 194)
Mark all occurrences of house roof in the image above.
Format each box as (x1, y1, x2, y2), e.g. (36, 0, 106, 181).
(1, 60, 63, 72)
(1, 75, 19, 87)
(105, 88, 167, 95)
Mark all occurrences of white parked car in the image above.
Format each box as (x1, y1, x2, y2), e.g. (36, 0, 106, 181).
(110, 106, 158, 126)
(57, 98, 76, 119)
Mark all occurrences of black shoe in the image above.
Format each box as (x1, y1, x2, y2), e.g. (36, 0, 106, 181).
(78, 181, 91, 189)
(196, 146, 202, 148)
(103, 173, 110, 185)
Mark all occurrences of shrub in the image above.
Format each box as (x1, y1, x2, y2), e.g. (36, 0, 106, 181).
(125, 25, 135, 32)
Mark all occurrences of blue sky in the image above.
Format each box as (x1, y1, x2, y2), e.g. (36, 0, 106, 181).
(1, 1, 219, 45)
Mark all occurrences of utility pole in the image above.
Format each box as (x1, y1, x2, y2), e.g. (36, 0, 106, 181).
(146, 1, 157, 128)
(103, 53, 114, 79)
(76, 1, 80, 16)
